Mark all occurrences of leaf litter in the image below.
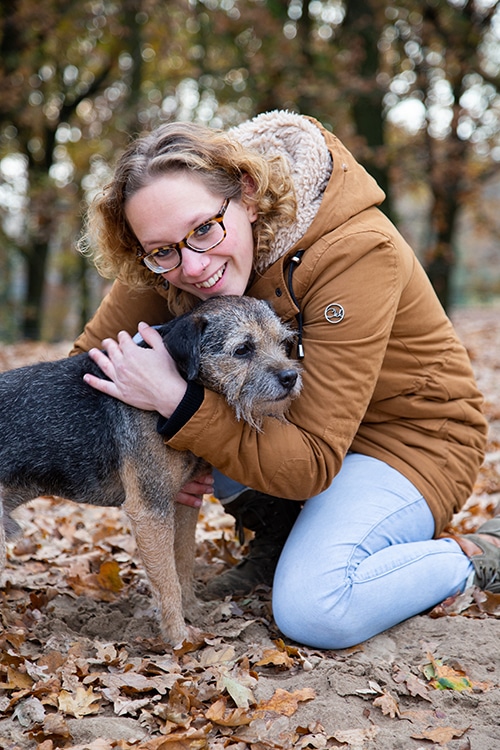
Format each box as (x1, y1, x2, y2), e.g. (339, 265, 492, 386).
(1, 305, 500, 749)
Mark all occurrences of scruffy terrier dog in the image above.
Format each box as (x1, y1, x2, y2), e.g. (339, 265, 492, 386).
(0, 296, 301, 648)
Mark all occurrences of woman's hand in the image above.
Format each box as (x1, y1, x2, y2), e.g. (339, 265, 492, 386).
(175, 472, 214, 508)
(84, 322, 187, 418)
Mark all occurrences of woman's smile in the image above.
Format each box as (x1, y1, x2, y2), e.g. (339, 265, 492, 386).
(194, 262, 227, 290)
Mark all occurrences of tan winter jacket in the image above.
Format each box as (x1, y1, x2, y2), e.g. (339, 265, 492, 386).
(72, 112, 487, 535)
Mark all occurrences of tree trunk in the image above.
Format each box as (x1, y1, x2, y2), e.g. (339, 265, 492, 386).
(424, 132, 465, 311)
(342, 0, 393, 220)
(22, 239, 50, 340)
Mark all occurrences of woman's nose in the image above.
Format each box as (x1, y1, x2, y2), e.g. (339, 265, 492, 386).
(180, 248, 210, 277)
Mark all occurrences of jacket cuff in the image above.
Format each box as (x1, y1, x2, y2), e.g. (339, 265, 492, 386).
(156, 381, 205, 439)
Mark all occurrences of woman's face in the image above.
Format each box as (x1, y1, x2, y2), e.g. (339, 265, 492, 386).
(125, 173, 257, 299)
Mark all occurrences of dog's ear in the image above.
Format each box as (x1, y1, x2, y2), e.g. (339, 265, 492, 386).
(164, 314, 207, 381)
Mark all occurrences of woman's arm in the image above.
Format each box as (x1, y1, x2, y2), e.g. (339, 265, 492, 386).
(164, 233, 406, 500)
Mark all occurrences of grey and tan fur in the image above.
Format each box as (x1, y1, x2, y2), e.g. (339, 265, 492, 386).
(0, 296, 301, 648)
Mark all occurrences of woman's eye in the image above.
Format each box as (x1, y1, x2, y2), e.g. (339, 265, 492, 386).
(154, 247, 176, 259)
(194, 221, 216, 239)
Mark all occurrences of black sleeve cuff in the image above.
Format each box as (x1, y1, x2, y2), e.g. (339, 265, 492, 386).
(156, 381, 205, 439)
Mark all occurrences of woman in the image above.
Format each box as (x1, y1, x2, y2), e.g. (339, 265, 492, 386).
(74, 111, 497, 650)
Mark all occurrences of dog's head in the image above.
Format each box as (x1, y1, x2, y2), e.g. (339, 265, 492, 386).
(157, 296, 302, 430)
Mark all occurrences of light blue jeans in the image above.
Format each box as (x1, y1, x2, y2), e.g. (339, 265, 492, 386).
(214, 454, 473, 650)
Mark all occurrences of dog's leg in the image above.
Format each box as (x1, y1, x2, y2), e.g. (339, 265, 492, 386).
(174, 502, 200, 620)
(121, 464, 188, 649)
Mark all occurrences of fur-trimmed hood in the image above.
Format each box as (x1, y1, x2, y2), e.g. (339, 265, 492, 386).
(230, 111, 385, 271)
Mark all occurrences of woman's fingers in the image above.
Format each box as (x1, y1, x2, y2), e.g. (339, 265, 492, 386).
(83, 325, 187, 415)
(175, 473, 214, 508)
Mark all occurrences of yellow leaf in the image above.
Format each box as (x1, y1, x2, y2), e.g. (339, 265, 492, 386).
(274, 637, 301, 657)
(97, 560, 124, 591)
(3, 666, 33, 691)
(205, 697, 227, 722)
(256, 687, 316, 717)
(422, 652, 476, 692)
(205, 697, 252, 727)
(255, 648, 295, 668)
(58, 685, 101, 719)
(141, 727, 209, 749)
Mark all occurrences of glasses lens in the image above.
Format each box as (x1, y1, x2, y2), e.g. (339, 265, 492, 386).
(187, 220, 225, 251)
(144, 247, 181, 273)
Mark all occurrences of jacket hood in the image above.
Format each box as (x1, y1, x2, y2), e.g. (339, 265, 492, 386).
(230, 111, 386, 270)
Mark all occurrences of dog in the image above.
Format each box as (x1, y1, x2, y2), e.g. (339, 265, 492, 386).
(0, 296, 302, 648)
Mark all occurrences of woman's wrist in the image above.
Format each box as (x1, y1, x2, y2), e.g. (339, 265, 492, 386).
(157, 382, 205, 438)
(155, 378, 188, 419)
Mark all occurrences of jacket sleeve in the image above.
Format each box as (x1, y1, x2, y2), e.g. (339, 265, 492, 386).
(164, 231, 406, 500)
(70, 280, 173, 354)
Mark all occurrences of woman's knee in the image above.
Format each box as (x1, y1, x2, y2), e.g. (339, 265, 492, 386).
(272, 577, 367, 650)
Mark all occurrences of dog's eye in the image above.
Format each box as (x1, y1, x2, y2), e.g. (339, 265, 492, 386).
(233, 343, 254, 358)
(282, 339, 294, 356)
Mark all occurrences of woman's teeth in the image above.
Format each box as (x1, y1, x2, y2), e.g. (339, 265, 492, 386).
(195, 263, 226, 289)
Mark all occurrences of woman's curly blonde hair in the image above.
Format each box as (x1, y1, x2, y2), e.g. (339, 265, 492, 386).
(81, 121, 297, 315)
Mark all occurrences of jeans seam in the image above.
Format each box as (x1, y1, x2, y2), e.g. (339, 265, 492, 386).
(344, 492, 429, 582)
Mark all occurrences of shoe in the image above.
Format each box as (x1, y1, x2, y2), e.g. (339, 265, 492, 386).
(203, 490, 302, 600)
(464, 518, 500, 593)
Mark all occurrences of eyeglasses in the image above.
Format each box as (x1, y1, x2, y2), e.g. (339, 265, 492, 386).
(136, 198, 230, 274)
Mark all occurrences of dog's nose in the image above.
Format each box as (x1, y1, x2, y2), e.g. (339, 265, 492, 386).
(278, 369, 298, 390)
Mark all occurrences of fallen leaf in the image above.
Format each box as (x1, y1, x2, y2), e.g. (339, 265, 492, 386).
(411, 725, 470, 744)
(421, 651, 490, 692)
(1, 665, 33, 691)
(138, 726, 209, 749)
(392, 668, 432, 701)
(373, 691, 400, 718)
(429, 588, 477, 618)
(58, 686, 101, 719)
(255, 647, 295, 669)
(355, 679, 383, 696)
(99, 670, 177, 695)
(205, 696, 252, 726)
(218, 673, 256, 709)
(197, 645, 236, 667)
(97, 560, 124, 591)
(41, 712, 71, 740)
(256, 687, 316, 716)
(295, 722, 329, 749)
(331, 725, 379, 748)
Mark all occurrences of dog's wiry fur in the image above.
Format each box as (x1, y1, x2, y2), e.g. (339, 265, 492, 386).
(0, 296, 301, 647)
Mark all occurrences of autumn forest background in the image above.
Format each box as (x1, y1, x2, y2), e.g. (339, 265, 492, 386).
(2, 4, 500, 748)
(1, 0, 500, 344)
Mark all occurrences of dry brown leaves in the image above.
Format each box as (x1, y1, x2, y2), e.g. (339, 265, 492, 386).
(0, 494, 322, 749)
(1, 305, 500, 749)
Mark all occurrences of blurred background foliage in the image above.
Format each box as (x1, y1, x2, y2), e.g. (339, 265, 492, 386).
(0, 0, 499, 342)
